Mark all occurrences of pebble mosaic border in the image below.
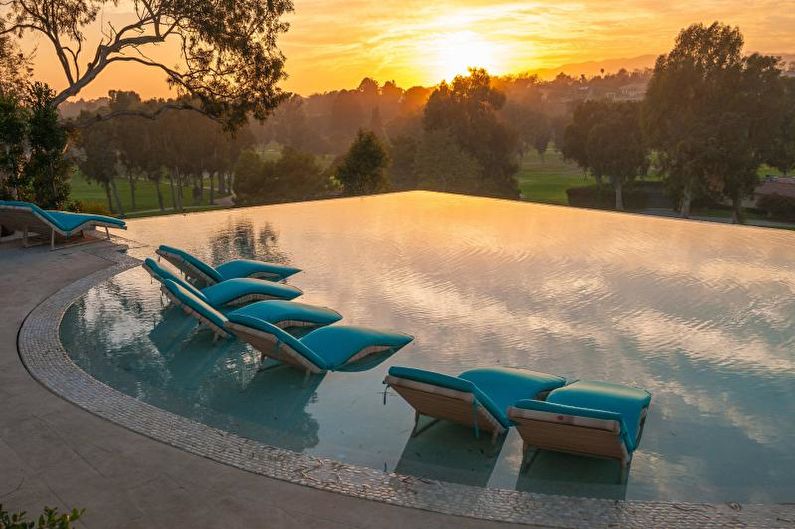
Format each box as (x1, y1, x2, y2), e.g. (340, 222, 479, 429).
(16, 244, 794, 529)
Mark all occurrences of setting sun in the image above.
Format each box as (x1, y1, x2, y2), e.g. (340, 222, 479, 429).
(431, 31, 503, 81)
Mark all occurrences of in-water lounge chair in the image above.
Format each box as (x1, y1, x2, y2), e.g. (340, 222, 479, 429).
(508, 380, 651, 469)
(159, 279, 341, 340)
(385, 367, 566, 443)
(143, 258, 302, 307)
(0, 200, 126, 249)
(156, 244, 300, 286)
(225, 314, 413, 376)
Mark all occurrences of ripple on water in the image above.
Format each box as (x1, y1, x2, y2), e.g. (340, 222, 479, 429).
(61, 192, 795, 503)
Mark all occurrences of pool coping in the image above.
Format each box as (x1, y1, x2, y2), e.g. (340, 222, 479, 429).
(17, 245, 794, 529)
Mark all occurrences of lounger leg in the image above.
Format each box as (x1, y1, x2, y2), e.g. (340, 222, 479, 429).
(105, 226, 110, 240)
(521, 447, 541, 474)
(50, 229, 55, 250)
(411, 414, 440, 438)
(23, 226, 29, 247)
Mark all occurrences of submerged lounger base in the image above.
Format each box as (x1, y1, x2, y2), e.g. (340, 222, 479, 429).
(226, 322, 323, 374)
(161, 284, 231, 340)
(384, 375, 506, 442)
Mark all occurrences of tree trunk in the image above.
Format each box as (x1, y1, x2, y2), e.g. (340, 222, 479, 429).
(680, 178, 693, 218)
(168, 173, 177, 210)
(175, 168, 184, 211)
(731, 194, 745, 224)
(104, 182, 114, 214)
(218, 170, 226, 195)
(198, 173, 204, 204)
(614, 178, 624, 211)
(155, 177, 165, 211)
(128, 170, 137, 211)
(110, 178, 125, 216)
(209, 172, 215, 205)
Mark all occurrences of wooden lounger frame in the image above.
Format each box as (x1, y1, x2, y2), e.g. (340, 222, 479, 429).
(156, 248, 217, 285)
(508, 406, 649, 469)
(144, 261, 290, 308)
(0, 207, 122, 250)
(160, 284, 230, 341)
(384, 375, 507, 444)
(156, 248, 288, 285)
(227, 322, 393, 376)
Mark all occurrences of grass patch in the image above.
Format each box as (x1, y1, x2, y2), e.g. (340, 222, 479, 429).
(70, 170, 230, 214)
(515, 150, 591, 205)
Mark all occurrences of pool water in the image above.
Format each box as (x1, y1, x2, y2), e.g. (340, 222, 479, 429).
(60, 192, 795, 502)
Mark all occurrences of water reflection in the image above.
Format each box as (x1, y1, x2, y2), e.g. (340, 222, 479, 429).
(516, 451, 628, 499)
(395, 422, 504, 487)
(61, 192, 795, 502)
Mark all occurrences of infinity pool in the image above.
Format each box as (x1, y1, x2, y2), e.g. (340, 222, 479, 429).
(60, 192, 795, 502)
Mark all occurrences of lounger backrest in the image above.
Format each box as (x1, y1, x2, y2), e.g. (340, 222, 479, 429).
(162, 279, 228, 330)
(159, 245, 224, 283)
(387, 366, 509, 427)
(511, 399, 630, 449)
(225, 313, 329, 369)
(0, 200, 60, 227)
(143, 258, 208, 301)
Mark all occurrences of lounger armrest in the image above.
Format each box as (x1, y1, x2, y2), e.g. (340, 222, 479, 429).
(509, 400, 622, 434)
(384, 375, 476, 404)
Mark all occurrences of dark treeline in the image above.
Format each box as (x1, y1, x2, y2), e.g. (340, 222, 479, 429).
(72, 91, 252, 215)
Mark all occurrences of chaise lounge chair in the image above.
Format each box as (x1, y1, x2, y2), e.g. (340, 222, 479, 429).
(159, 278, 341, 340)
(156, 244, 300, 286)
(384, 367, 566, 443)
(143, 258, 302, 307)
(225, 315, 413, 376)
(0, 200, 126, 249)
(508, 380, 651, 468)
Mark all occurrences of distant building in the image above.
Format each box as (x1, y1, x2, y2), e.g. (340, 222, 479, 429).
(615, 82, 647, 101)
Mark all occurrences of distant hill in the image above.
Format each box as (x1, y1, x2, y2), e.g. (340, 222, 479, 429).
(528, 52, 795, 80)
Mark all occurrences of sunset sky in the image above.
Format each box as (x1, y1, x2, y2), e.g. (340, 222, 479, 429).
(16, 0, 795, 100)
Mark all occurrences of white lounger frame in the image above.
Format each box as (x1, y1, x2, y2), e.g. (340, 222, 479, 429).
(384, 375, 507, 444)
(160, 284, 231, 341)
(0, 206, 123, 250)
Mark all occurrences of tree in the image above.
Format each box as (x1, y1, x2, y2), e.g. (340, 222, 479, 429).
(75, 116, 118, 213)
(233, 149, 269, 205)
(423, 68, 519, 198)
(336, 130, 389, 195)
(765, 78, 795, 176)
(232, 146, 327, 204)
(0, 90, 28, 198)
(2, 0, 293, 128)
(563, 100, 648, 210)
(25, 83, 70, 208)
(642, 22, 783, 221)
(413, 129, 481, 194)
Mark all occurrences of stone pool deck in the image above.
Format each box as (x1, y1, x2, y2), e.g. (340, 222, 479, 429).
(1, 236, 792, 529)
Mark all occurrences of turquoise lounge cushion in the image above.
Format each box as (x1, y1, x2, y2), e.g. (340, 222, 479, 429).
(143, 258, 207, 301)
(229, 301, 342, 327)
(215, 259, 301, 282)
(159, 245, 224, 283)
(46, 210, 125, 231)
(300, 326, 413, 370)
(201, 278, 302, 307)
(546, 381, 651, 451)
(225, 315, 328, 368)
(0, 200, 125, 232)
(162, 279, 227, 330)
(460, 368, 566, 423)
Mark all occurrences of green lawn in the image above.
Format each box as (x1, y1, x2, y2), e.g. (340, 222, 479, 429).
(515, 150, 591, 205)
(70, 170, 230, 214)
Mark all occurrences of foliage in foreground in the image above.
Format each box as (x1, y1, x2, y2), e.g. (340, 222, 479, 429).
(0, 504, 83, 529)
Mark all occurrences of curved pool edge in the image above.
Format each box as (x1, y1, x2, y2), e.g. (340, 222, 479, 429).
(16, 247, 792, 529)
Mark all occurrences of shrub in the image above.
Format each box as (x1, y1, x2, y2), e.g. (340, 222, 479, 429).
(0, 504, 84, 529)
(566, 184, 649, 210)
(757, 193, 795, 221)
